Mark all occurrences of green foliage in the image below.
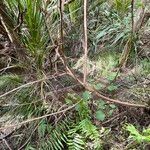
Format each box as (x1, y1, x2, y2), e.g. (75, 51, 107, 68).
(107, 84, 118, 92)
(67, 132, 85, 150)
(68, 0, 82, 23)
(0, 74, 22, 90)
(82, 91, 92, 101)
(124, 124, 150, 143)
(135, 0, 144, 8)
(96, 110, 106, 121)
(107, 72, 118, 81)
(13, 87, 44, 118)
(4, 0, 49, 69)
(65, 93, 102, 149)
(94, 83, 104, 90)
(76, 100, 90, 119)
(113, 0, 131, 16)
(139, 59, 150, 76)
(25, 145, 36, 150)
(1, 0, 149, 149)
(95, 15, 131, 48)
(95, 100, 117, 121)
(67, 119, 101, 150)
(34, 119, 70, 150)
(90, 1, 132, 55)
(26, 111, 101, 150)
(98, 52, 119, 76)
(23, 1, 48, 69)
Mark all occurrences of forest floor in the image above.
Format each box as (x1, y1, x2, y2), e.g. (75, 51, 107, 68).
(0, 30, 150, 150)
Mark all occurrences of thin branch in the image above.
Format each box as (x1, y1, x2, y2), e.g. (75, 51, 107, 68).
(0, 101, 80, 131)
(18, 123, 39, 150)
(83, 0, 88, 84)
(0, 14, 13, 43)
(102, 111, 126, 125)
(59, 0, 65, 53)
(0, 65, 18, 73)
(2, 139, 12, 150)
(0, 73, 66, 99)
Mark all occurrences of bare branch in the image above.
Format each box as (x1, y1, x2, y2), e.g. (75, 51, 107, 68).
(0, 73, 66, 99)
(0, 101, 80, 131)
(83, 0, 88, 84)
(0, 14, 13, 43)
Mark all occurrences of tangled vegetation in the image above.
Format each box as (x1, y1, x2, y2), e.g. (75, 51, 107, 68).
(0, 0, 150, 149)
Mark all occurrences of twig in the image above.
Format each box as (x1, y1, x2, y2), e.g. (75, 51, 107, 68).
(18, 123, 39, 150)
(59, 0, 65, 53)
(0, 100, 41, 107)
(83, 0, 88, 84)
(0, 14, 13, 43)
(0, 65, 18, 73)
(0, 101, 80, 131)
(2, 139, 12, 150)
(102, 111, 126, 125)
(0, 73, 66, 98)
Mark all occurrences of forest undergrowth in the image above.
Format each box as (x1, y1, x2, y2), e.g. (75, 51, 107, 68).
(0, 0, 150, 149)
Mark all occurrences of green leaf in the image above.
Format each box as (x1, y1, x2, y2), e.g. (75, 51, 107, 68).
(109, 104, 116, 109)
(65, 98, 73, 104)
(38, 121, 47, 138)
(107, 85, 118, 92)
(99, 100, 106, 105)
(107, 72, 117, 81)
(96, 110, 106, 121)
(108, 109, 114, 116)
(95, 83, 103, 90)
(82, 91, 92, 101)
(112, 32, 125, 45)
(143, 128, 150, 135)
(96, 27, 110, 39)
(98, 100, 106, 109)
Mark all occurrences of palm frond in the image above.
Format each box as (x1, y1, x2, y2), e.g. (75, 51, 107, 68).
(0, 74, 22, 90)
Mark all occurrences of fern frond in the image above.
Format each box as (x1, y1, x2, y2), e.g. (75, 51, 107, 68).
(37, 118, 72, 150)
(78, 119, 101, 149)
(67, 133, 85, 150)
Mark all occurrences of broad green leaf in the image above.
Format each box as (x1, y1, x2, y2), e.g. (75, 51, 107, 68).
(96, 110, 106, 121)
(82, 91, 92, 101)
